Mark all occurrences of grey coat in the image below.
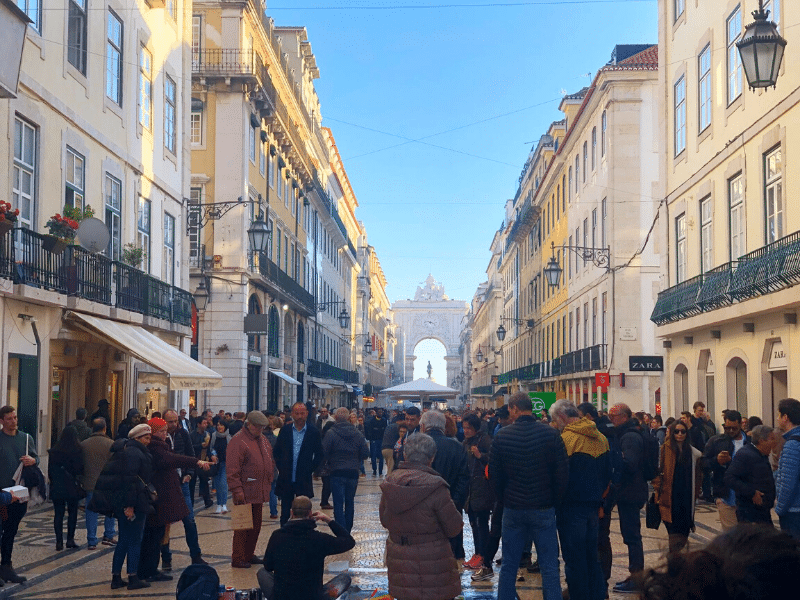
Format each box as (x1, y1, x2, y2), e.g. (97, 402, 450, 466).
(322, 422, 369, 475)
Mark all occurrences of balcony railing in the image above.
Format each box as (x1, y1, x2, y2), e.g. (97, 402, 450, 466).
(0, 227, 192, 327)
(652, 230, 800, 326)
(471, 385, 493, 395)
(497, 344, 607, 385)
(191, 49, 267, 83)
(307, 359, 359, 384)
(253, 252, 315, 315)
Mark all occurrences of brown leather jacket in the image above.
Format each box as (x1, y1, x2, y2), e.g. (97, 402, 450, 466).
(653, 438, 702, 525)
(379, 463, 462, 600)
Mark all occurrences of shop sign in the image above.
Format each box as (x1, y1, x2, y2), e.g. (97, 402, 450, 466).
(528, 392, 556, 418)
(629, 356, 664, 371)
(595, 372, 610, 387)
(769, 341, 787, 371)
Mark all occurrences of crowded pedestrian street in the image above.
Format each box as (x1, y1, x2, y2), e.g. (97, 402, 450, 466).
(0, 474, 728, 600)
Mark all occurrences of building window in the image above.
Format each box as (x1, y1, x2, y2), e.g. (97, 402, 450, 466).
(727, 6, 743, 104)
(582, 142, 588, 182)
(260, 141, 266, 175)
(67, 0, 88, 75)
(191, 15, 202, 65)
(592, 298, 597, 345)
(765, 146, 783, 243)
(729, 174, 746, 259)
(284, 233, 289, 272)
(17, 0, 41, 32)
(106, 10, 123, 106)
(561, 176, 566, 212)
(12, 117, 36, 230)
(65, 147, 84, 209)
(602, 292, 607, 345)
(601, 198, 607, 248)
(164, 76, 177, 154)
(163, 213, 175, 284)
(575, 307, 580, 349)
(191, 112, 202, 145)
(592, 208, 597, 250)
(277, 166, 283, 198)
(700, 196, 713, 272)
(583, 218, 588, 266)
(601, 110, 607, 157)
(591, 127, 597, 170)
(583, 302, 589, 348)
(568, 166, 573, 201)
(276, 226, 281, 267)
(675, 0, 685, 20)
(575, 155, 580, 191)
(699, 45, 711, 132)
(676, 213, 687, 283)
(248, 295, 262, 353)
(139, 46, 153, 129)
(674, 76, 686, 155)
(189, 187, 201, 265)
(166, 0, 177, 21)
(267, 218, 274, 260)
(249, 124, 256, 164)
(137, 197, 151, 272)
(105, 173, 121, 261)
(764, 0, 780, 25)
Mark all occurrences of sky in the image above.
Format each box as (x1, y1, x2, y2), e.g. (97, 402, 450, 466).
(269, 0, 657, 382)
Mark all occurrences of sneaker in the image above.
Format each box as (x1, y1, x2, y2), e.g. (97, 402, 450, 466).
(161, 560, 172, 572)
(215, 505, 224, 514)
(612, 579, 639, 594)
(87, 545, 97, 550)
(471, 566, 494, 581)
(145, 571, 173, 582)
(372, 471, 377, 477)
(101, 537, 117, 546)
(221, 505, 229, 514)
(464, 555, 483, 569)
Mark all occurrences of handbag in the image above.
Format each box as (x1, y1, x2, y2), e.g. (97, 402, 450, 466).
(139, 477, 158, 503)
(61, 465, 86, 500)
(646, 493, 661, 530)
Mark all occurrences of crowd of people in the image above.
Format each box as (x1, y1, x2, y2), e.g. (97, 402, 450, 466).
(0, 392, 798, 599)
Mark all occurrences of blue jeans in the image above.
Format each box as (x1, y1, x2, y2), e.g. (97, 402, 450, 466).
(112, 511, 147, 576)
(499, 507, 561, 600)
(85, 491, 117, 547)
(779, 513, 800, 540)
(557, 503, 606, 600)
(370, 440, 384, 474)
(330, 476, 359, 533)
(269, 479, 278, 517)
(214, 461, 228, 506)
(161, 482, 203, 562)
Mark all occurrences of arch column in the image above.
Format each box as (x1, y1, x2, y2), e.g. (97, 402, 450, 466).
(404, 355, 416, 382)
(445, 355, 461, 388)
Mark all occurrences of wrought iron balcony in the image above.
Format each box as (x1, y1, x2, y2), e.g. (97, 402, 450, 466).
(307, 359, 359, 384)
(251, 252, 315, 315)
(0, 227, 193, 327)
(651, 230, 800, 326)
(471, 385, 493, 395)
(191, 49, 267, 84)
(495, 344, 607, 385)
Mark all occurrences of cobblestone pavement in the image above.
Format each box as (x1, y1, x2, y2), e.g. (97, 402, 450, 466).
(0, 475, 727, 599)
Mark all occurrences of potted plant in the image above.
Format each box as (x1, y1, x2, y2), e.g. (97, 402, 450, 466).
(43, 205, 94, 254)
(0, 201, 20, 236)
(122, 243, 147, 269)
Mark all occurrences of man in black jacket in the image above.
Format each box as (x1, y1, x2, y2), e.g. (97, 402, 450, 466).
(489, 392, 568, 600)
(259, 496, 355, 600)
(420, 410, 470, 559)
(188, 418, 212, 508)
(724, 424, 777, 524)
(364, 407, 388, 476)
(703, 410, 748, 531)
(606, 403, 648, 595)
(273, 403, 324, 525)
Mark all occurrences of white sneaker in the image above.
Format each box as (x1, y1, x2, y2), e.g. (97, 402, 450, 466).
(222, 505, 229, 514)
(215, 505, 223, 514)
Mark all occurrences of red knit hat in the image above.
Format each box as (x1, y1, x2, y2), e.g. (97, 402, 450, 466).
(148, 417, 167, 433)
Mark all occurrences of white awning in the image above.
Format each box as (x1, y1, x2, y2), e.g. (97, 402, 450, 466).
(310, 381, 333, 390)
(269, 369, 301, 386)
(66, 311, 222, 390)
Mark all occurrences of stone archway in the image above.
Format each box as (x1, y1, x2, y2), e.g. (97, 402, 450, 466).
(391, 275, 469, 386)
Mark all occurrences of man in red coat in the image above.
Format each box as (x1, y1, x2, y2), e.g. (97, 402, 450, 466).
(227, 411, 275, 568)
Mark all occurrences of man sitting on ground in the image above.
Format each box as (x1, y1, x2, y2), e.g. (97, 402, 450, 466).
(258, 496, 355, 600)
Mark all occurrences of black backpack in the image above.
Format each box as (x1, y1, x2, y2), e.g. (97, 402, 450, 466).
(640, 429, 660, 481)
(176, 564, 219, 600)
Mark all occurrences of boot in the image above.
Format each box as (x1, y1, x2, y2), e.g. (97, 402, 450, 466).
(0, 564, 26, 584)
(127, 575, 151, 590)
(110, 574, 127, 589)
(668, 534, 688, 554)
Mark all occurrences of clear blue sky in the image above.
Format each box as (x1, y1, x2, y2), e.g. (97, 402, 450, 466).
(271, 1, 657, 380)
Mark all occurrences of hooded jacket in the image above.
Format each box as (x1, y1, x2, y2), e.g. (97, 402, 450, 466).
(560, 417, 611, 505)
(321, 422, 369, 477)
(379, 463, 463, 600)
(614, 418, 649, 506)
(263, 518, 355, 600)
(89, 438, 153, 518)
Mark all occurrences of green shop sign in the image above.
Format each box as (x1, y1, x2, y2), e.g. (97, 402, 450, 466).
(528, 392, 557, 419)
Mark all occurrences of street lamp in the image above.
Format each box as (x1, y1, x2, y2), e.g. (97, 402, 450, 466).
(544, 254, 562, 288)
(737, 0, 787, 90)
(496, 324, 507, 342)
(193, 279, 210, 310)
(467, 361, 473, 371)
(476, 349, 484, 363)
(364, 338, 373, 354)
(247, 213, 272, 254)
(317, 300, 351, 330)
(338, 308, 350, 330)
(545, 241, 610, 288)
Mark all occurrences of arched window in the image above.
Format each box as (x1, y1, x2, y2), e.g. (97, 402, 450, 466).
(727, 357, 747, 416)
(248, 294, 261, 353)
(268, 305, 279, 357)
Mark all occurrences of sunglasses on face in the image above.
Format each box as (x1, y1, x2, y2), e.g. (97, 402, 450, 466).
(674, 429, 688, 435)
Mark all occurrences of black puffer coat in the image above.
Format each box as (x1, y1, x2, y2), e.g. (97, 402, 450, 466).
(427, 429, 470, 511)
(489, 415, 569, 510)
(463, 432, 493, 513)
(88, 438, 154, 518)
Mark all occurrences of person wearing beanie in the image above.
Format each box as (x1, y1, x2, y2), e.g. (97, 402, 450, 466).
(117, 408, 141, 440)
(226, 410, 276, 567)
(136, 418, 212, 583)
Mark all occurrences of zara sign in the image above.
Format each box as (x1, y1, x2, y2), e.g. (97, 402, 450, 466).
(629, 356, 664, 372)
